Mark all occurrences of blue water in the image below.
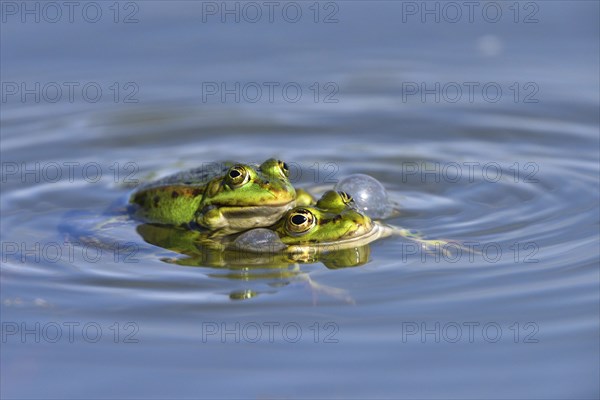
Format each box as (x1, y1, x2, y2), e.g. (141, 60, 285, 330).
(1, 2, 599, 399)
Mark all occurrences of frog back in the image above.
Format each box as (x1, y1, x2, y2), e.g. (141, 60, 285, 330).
(130, 162, 234, 226)
(137, 162, 233, 190)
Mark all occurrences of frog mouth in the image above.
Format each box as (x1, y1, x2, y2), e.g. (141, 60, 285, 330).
(200, 198, 295, 216)
(286, 222, 391, 252)
(220, 203, 293, 220)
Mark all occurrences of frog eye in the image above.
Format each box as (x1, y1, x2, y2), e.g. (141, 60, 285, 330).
(226, 165, 250, 188)
(278, 160, 290, 177)
(338, 191, 353, 204)
(286, 208, 316, 234)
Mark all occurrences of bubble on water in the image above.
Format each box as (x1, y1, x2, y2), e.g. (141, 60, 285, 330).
(477, 35, 503, 57)
(335, 174, 392, 219)
(232, 228, 286, 252)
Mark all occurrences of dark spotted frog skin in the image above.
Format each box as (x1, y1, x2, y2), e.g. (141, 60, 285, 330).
(130, 159, 303, 234)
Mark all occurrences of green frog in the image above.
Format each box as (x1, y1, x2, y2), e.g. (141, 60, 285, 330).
(267, 190, 392, 253)
(130, 158, 313, 235)
(230, 190, 461, 257)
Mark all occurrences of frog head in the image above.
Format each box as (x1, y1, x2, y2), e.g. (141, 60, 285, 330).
(315, 190, 355, 212)
(275, 191, 374, 246)
(196, 158, 297, 233)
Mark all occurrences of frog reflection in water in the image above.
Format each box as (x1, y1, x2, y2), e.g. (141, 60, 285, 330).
(136, 222, 369, 301)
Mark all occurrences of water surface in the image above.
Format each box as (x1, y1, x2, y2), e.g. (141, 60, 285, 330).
(1, 2, 599, 398)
